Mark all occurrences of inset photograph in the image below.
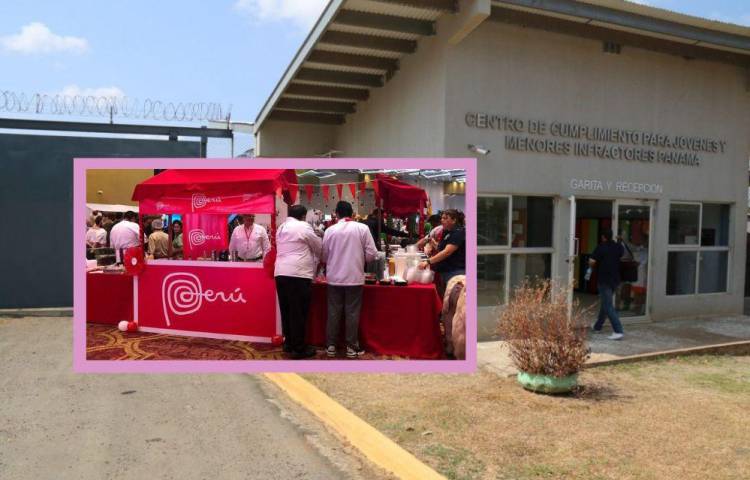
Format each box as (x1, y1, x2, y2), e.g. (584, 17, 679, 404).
(82, 163, 472, 365)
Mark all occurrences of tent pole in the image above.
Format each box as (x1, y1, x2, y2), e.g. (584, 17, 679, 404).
(167, 214, 173, 258)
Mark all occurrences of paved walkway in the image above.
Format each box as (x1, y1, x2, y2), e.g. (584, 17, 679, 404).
(0, 317, 382, 480)
(479, 316, 750, 377)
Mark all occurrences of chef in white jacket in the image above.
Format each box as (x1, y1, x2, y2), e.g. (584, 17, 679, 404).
(321, 201, 378, 358)
(228, 214, 270, 261)
(109, 211, 141, 263)
(275, 204, 322, 360)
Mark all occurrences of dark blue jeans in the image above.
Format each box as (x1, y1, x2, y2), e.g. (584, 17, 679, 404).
(594, 284, 623, 334)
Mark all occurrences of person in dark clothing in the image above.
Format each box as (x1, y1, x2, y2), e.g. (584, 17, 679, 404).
(364, 208, 409, 251)
(274, 204, 322, 359)
(419, 209, 466, 297)
(590, 229, 625, 340)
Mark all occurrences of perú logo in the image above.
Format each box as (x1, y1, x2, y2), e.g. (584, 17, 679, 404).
(191, 193, 222, 210)
(188, 229, 221, 247)
(161, 272, 246, 326)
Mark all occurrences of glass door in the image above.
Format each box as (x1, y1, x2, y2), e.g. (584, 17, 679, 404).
(567, 196, 577, 319)
(614, 201, 652, 320)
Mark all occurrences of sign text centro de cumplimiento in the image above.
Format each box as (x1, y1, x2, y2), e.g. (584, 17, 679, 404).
(465, 112, 727, 167)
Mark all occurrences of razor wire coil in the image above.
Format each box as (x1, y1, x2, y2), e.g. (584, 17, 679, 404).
(0, 90, 231, 122)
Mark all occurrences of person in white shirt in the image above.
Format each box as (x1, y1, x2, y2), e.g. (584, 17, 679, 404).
(321, 201, 378, 358)
(228, 214, 270, 261)
(275, 204, 323, 359)
(86, 216, 107, 248)
(109, 211, 141, 263)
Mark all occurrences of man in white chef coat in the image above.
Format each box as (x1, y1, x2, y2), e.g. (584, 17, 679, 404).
(275, 204, 322, 359)
(321, 201, 378, 358)
(228, 214, 270, 261)
(109, 211, 141, 263)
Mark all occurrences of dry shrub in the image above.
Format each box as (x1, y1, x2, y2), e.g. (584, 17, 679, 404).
(498, 280, 590, 377)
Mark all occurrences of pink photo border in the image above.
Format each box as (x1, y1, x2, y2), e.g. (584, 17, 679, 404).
(74, 157, 477, 373)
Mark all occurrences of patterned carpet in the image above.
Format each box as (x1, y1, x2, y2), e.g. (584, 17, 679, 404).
(86, 324, 403, 361)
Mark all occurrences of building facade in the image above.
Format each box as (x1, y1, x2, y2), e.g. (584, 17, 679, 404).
(254, 0, 750, 338)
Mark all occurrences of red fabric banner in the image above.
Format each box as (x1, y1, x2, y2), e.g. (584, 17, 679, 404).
(336, 184, 343, 199)
(304, 184, 314, 203)
(288, 184, 298, 205)
(183, 214, 228, 259)
(372, 180, 380, 199)
(137, 263, 277, 339)
(321, 184, 330, 200)
(358, 182, 366, 195)
(132, 169, 297, 201)
(348, 183, 356, 199)
(139, 193, 274, 215)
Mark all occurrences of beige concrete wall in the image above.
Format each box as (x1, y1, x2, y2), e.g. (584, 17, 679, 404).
(256, 120, 336, 157)
(333, 15, 452, 157)
(86, 169, 153, 205)
(444, 21, 750, 333)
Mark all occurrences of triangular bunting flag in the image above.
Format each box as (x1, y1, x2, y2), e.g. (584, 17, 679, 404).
(304, 184, 314, 203)
(336, 184, 343, 199)
(321, 184, 330, 200)
(288, 184, 298, 204)
(348, 183, 356, 198)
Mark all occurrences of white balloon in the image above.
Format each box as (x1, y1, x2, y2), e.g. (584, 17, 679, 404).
(118, 320, 129, 332)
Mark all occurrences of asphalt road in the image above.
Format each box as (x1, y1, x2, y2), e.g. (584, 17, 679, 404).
(0, 317, 380, 480)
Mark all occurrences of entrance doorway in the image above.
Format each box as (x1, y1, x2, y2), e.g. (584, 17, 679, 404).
(570, 198, 652, 322)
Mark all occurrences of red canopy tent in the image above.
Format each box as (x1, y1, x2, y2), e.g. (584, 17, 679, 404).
(132, 169, 297, 259)
(374, 174, 428, 217)
(132, 169, 297, 214)
(374, 173, 428, 235)
(122, 169, 298, 343)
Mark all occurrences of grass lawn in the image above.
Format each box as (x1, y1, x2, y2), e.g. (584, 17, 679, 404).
(304, 355, 750, 480)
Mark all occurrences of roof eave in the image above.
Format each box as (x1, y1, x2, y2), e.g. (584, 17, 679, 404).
(254, 0, 348, 133)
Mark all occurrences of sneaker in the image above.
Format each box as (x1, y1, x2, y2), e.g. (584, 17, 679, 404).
(607, 333, 624, 341)
(290, 345, 317, 360)
(326, 345, 337, 357)
(590, 327, 603, 334)
(346, 345, 365, 358)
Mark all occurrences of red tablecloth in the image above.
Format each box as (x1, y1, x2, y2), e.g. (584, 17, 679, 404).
(86, 272, 133, 325)
(307, 282, 444, 359)
(86, 272, 445, 359)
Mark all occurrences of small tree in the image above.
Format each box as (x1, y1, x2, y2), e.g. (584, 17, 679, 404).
(498, 280, 589, 377)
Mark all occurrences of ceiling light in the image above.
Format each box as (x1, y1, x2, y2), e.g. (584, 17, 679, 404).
(316, 171, 336, 179)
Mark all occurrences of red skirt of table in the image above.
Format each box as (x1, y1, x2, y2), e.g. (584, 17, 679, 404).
(86, 272, 133, 325)
(306, 282, 444, 359)
(86, 273, 445, 359)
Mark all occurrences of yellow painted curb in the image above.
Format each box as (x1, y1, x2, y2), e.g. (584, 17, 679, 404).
(265, 373, 447, 480)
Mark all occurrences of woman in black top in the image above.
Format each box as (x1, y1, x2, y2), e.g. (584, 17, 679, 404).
(419, 209, 466, 294)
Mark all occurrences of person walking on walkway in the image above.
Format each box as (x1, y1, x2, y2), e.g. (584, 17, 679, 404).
(589, 229, 625, 340)
(322, 201, 378, 358)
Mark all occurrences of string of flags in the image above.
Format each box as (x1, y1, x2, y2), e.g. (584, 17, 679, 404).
(276, 179, 381, 204)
